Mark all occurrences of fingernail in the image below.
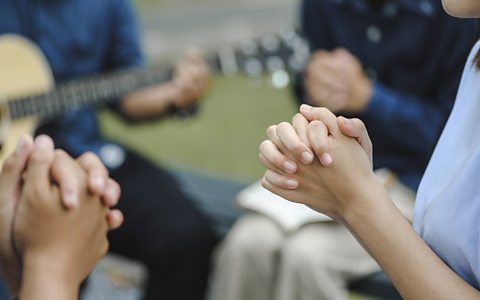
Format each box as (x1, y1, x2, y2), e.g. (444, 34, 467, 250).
(300, 104, 313, 111)
(340, 116, 351, 125)
(91, 175, 105, 191)
(15, 136, 26, 154)
(106, 187, 116, 204)
(320, 153, 333, 166)
(34, 135, 51, 150)
(286, 179, 298, 188)
(64, 190, 79, 208)
(284, 161, 296, 173)
(301, 151, 314, 163)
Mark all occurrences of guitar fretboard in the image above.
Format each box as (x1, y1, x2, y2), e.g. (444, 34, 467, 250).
(8, 65, 172, 120)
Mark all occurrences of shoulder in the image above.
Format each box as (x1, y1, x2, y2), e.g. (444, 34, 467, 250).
(104, 0, 137, 19)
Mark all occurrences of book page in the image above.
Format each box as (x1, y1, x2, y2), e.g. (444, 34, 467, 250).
(236, 180, 331, 232)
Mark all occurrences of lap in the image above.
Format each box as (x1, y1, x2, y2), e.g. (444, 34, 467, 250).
(107, 149, 217, 263)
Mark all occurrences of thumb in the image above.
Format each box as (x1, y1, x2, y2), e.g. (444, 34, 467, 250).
(0, 135, 34, 193)
(299, 104, 340, 135)
(337, 116, 373, 165)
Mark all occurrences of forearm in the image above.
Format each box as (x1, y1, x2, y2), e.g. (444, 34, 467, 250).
(20, 253, 79, 300)
(119, 82, 175, 120)
(342, 183, 480, 299)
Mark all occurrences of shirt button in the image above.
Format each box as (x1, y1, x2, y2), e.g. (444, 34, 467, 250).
(419, 0, 434, 15)
(366, 25, 382, 43)
(383, 2, 397, 18)
(100, 144, 126, 169)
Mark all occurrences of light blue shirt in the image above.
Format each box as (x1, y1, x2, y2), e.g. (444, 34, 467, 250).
(413, 42, 480, 289)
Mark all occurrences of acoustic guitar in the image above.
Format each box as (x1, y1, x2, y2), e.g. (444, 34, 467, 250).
(0, 29, 309, 166)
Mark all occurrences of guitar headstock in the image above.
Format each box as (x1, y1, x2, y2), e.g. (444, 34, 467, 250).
(212, 27, 310, 89)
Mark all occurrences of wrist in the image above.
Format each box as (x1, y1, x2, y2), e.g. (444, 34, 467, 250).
(340, 176, 390, 225)
(21, 250, 79, 299)
(351, 76, 373, 112)
(163, 82, 178, 107)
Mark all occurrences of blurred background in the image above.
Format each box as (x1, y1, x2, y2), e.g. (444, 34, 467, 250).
(89, 1, 373, 299)
(99, 0, 299, 183)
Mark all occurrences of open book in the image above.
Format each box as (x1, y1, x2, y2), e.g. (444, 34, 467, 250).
(236, 169, 413, 232)
(235, 180, 332, 232)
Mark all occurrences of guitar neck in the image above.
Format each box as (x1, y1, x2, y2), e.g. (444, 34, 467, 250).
(7, 28, 309, 121)
(8, 65, 173, 120)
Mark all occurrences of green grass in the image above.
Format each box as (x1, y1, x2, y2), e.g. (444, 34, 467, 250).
(99, 75, 297, 181)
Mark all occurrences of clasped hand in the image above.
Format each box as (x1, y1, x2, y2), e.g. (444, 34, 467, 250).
(259, 104, 378, 219)
(0, 135, 123, 296)
(169, 49, 210, 109)
(305, 48, 372, 113)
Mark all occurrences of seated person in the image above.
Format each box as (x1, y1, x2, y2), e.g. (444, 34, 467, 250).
(0, 135, 123, 299)
(1, 1, 218, 299)
(209, 1, 476, 299)
(260, 98, 480, 298)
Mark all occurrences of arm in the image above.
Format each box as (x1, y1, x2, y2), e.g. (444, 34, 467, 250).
(120, 50, 210, 120)
(0, 135, 122, 298)
(360, 80, 455, 156)
(107, 0, 209, 121)
(295, 3, 475, 158)
(301, 48, 459, 158)
(259, 108, 480, 299)
(13, 137, 122, 299)
(343, 186, 480, 300)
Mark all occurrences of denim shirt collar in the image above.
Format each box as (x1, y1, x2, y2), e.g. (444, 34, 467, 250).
(330, 0, 436, 18)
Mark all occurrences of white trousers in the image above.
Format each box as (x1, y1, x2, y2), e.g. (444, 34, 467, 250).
(209, 170, 415, 300)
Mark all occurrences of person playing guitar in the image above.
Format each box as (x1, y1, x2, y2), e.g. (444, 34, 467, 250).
(0, 1, 217, 299)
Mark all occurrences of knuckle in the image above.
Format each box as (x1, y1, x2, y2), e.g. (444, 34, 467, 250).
(292, 115, 308, 130)
(316, 107, 330, 115)
(108, 179, 121, 199)
(277, 122, 291, 129)
(352, 118, 366, 129)
(266, 125, 277, 136)
(292, 144, 305, 155)
(26, 181, 46, 200)
(30, 149, 51, 164)
(292, 113, 304, 123)
(310, 136, 326, 151)
(54, 149, 68, 158)
(79, 151, 99, 164)
(269, 153, 285, 167)
(309, 120, 324, 130)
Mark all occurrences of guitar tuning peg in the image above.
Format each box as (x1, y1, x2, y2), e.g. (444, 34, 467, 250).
(270, 69, 290, 89)
(266, 56, 285, 73)
(239, 39, 258, 56)
(243, 58, 263, 78)
(260, 34, 280, 53)
(279, 27, 297, 43)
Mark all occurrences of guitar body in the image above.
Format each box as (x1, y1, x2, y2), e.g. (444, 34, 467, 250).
(0, 35, 53, 166)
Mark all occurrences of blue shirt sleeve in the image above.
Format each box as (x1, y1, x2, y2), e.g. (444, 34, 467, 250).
(106, 0, 145, 69)
(363, 80, 452, 156)
(105, 0, 145, 115)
